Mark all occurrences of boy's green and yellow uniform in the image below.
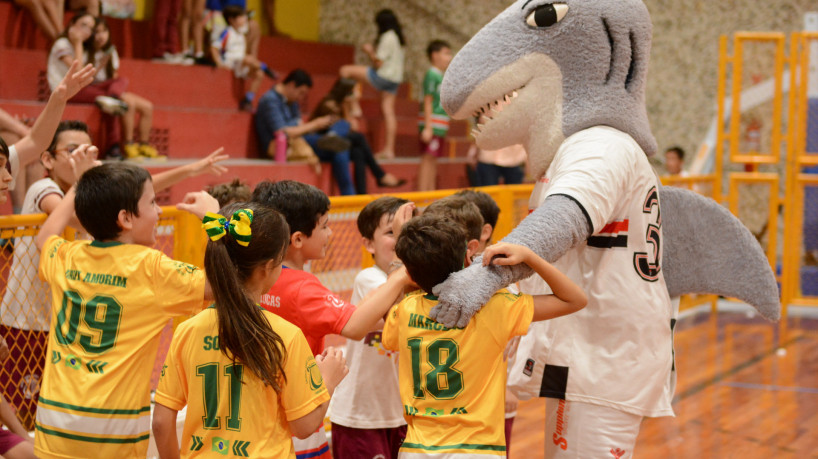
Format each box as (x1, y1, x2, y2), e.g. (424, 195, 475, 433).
(34, 236, 206, 458)
(382, 289, 533, 457)
(155, 307, 330, 458)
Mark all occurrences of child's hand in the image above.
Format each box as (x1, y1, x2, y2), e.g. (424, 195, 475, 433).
(176, 191, 221, 219)
(315, 346, 348, 393)
(421, 126, 433, 144)
(505, 387, 519, 414)
(190, 148, 229, 177)
(391, 202, 416, 237)
(54, 60, 96, 102)
(481, 242, 533, 267)
(68, 144, 101, 180)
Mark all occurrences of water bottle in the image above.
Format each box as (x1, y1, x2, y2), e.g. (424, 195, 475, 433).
(274, 131, 287, 162)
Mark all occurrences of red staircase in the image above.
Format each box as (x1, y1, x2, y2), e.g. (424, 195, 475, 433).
(0, 1, 472, 199)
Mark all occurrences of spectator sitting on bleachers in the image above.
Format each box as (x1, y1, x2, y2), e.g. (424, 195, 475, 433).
(88, 17, 164, 161)
(47, 12, 129, 159)
(204, 0, 261, 59)
(210, 6, 276, 112)
(256, 69, 357, 195)
(12, 0, 99, 42)
(311, 78, 405, 194)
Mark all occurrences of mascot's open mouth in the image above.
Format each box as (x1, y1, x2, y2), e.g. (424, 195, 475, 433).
(470, 85, 526, 138)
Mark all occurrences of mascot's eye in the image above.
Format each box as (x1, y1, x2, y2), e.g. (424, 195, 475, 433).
(525, 3, 568, 28)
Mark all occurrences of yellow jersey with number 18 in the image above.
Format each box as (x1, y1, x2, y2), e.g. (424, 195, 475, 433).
(34, 235, 206, 459)
(156, 307, 330, 458)
(382, 289, 533, 457)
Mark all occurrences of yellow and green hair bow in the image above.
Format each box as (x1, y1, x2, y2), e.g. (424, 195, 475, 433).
(202, 209, 254, 247)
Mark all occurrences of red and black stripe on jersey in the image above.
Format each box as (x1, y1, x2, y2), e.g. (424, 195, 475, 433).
(587, 220, 629, 248)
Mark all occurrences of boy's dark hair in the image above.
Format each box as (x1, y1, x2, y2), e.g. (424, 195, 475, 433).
(666, 146, 685, 160)
(208, 178, 252, 207)
(396, 214, 467, 294)
(455, 189, 499, 229)
(423, 196, 483, 242)
(357, 196, 409, 240)
(251, 180, 329, 236)
(283, 69, 313, 88)
(75, 162, 151, 241)
(426, 39, 451, 60)
(47, 120, 90, 153)
(222, 5, 246, 23)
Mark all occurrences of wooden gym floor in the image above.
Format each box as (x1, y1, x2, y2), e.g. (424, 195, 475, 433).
(508, 307, 818, 458)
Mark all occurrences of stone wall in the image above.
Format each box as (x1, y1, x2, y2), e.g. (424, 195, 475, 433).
(319, 0, 815, 165)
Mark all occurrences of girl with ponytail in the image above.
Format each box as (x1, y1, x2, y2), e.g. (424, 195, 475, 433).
(152, 201, 348, 458)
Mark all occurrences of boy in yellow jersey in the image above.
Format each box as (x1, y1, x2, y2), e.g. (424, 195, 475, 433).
(382, 214, 587, 458)
(33, 159, 218, 459)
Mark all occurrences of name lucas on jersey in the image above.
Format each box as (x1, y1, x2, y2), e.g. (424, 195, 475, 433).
(65, 269, 127, 288)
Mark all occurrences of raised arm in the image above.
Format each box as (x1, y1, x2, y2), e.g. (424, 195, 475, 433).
(151, 148, 229, 192)
(13, 61, 95, 172)
(483, 242, 587, 321)
(430, 195, 592, 328)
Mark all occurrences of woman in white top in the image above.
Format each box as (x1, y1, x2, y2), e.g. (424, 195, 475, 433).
(340, 9, 405, 159)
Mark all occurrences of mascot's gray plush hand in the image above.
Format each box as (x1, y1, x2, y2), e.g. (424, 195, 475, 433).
(430, 195, 592, 328)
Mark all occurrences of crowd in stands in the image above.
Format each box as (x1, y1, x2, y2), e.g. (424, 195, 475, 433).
(0, 4, 553, 458)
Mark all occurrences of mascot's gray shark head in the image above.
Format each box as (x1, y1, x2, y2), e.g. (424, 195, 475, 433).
(441, 0, 658, 178)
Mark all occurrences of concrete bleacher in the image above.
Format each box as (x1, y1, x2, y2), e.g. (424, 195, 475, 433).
(0, 1, 472, 201)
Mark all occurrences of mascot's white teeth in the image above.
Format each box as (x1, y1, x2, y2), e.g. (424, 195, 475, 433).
(471, 87, 523, 138)
(472, 87, 523, 120)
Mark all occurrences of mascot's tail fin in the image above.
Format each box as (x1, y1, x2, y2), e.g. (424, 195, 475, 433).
(661, 186, 781, 321)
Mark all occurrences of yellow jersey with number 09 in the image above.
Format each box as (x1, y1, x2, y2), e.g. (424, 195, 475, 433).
(156, 307, 330, 458)
(382, 289, 533, 457)
(34, 236, 206, 459)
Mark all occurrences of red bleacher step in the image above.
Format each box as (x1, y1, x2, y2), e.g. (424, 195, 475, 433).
(144, 158, 472, 203)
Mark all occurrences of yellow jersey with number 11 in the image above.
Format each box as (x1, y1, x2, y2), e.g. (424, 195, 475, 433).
(382, 289, 533, 457)
(35, 236, 206, 459)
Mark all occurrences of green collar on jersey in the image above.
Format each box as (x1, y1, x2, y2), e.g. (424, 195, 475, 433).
(89, 240, 124, 248)
(423, 293, 438, 301)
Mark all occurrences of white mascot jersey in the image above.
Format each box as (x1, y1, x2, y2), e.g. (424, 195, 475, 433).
(509, 126, 676, 417)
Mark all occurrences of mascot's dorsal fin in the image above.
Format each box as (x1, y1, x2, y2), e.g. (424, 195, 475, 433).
(661, 186, 780, 320)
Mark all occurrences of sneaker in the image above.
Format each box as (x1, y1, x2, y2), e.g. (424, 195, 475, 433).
(139, 144, 167, 161)
(316, 132, 351, 153)
(239, 99, 254, 113)
(105, 144, 124, 161)
(95, 96, 129, 116)
(123, 143, 143, 161)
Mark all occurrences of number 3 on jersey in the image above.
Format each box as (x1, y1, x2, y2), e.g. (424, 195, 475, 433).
(55, 290, 122, 354)
(408, 337, 464, 400)
(633, 186, 661, 282)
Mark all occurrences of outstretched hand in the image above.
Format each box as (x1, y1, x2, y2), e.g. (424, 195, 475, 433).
(190, 148, 229, 177)
(430, 260, 501, 328)
(53, 60, 96, 101)
(176, 191, 220, 220)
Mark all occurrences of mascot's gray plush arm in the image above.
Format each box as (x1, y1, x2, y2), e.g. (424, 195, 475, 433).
(431, 195, 591, 328)
(661, 186, 780, 320)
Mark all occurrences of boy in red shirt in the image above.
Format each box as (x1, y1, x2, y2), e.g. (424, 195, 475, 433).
(251, 180, 411, 458)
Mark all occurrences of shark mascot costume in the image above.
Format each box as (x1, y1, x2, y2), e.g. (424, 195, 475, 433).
(432, 0, 780, 456)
